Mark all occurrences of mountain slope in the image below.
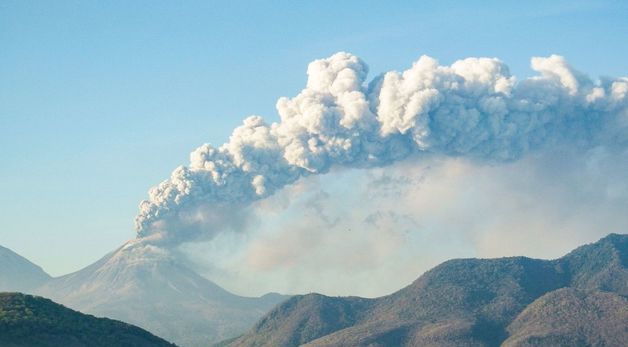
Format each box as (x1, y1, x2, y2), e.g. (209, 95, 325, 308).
(557, 233, 628, 295)
(234, 294, 374, 347)
(0, 245, 50, 293)
(302, 257, 568, 347)
(231, 233, 628, 347)
(0, 292, 175, 347)
(35, 241, 288, 347)
(502, 288, 628, 347)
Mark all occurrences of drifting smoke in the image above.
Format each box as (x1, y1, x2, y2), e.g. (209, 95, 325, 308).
(135, 52, 628, 245)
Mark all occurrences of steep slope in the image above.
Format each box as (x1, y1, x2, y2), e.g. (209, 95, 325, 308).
(0, 292, 175, 347)
(231, 233, 627, 347)
(503, 288, 628, 347)
(36, 240, 288, 347)
(0, 245, 51, 293)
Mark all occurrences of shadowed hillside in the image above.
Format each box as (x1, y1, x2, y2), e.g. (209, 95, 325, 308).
(229, 234, 628, 347)
(0, 292, 176, 347)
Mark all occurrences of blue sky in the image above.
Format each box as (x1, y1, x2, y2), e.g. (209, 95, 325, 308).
(1, 0, 627, 277)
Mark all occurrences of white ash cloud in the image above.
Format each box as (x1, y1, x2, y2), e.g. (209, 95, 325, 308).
(135, 52, 628, 245)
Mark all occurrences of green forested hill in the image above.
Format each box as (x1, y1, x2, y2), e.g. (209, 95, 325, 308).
(0, 292, 176, 347)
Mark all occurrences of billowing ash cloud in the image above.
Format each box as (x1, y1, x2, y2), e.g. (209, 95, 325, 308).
(135, 52, 628, 244)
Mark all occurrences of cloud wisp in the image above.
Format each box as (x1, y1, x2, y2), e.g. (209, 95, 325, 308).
(135, 52, 628, 246)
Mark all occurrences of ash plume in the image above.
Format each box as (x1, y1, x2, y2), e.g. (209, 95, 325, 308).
(135, 52, 628, 245)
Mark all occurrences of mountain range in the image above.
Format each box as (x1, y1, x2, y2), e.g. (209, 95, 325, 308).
(1, 234, 626, 347)
(228, 233, 628, 347)
(0, 241, 287, 347)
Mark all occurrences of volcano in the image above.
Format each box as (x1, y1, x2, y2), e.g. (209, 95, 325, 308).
(35, 240, 288, 347)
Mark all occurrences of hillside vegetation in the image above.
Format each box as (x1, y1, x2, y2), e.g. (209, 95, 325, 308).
(0, 292, 176, 347)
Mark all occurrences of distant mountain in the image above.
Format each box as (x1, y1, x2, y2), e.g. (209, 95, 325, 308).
(230, 234, 628, 347)
(0, 292, 175, 347)
(35, 240, 288, 347)
(0, 245, 50, 293)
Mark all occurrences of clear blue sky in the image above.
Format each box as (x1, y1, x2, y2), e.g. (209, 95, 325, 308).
(1, 0, 627, 276)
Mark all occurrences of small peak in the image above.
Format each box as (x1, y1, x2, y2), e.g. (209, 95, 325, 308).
(105, 240, 175, 268)
(563, 233, 627, 256)
(564, 233, 628, 262)
(597, 233, 627, 245)
(566, 233, 628, 257)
